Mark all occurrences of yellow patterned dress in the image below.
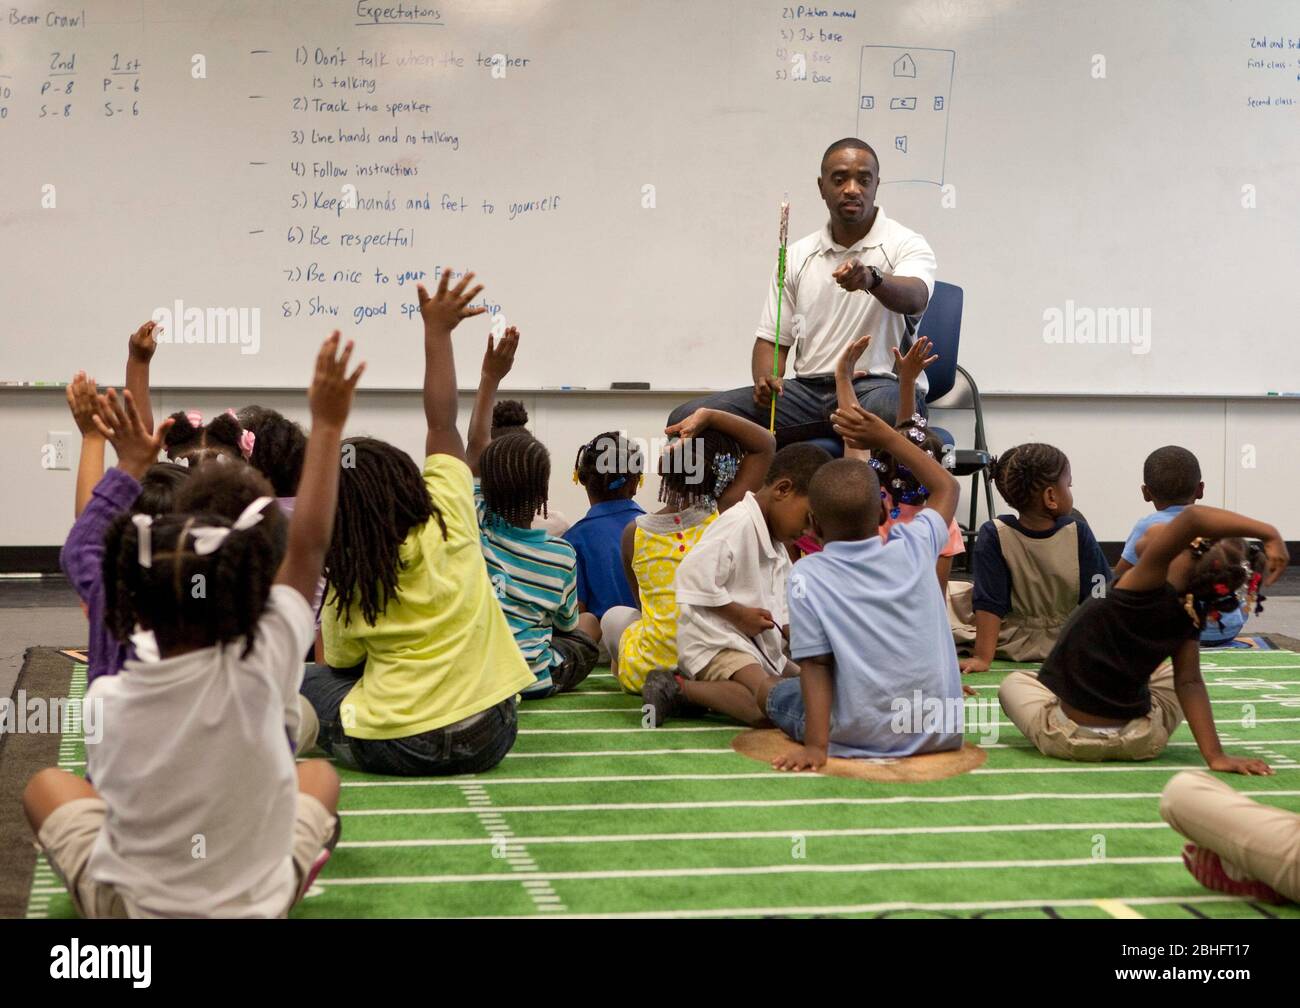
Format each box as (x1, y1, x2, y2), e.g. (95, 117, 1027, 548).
(616, 505, 718, 693)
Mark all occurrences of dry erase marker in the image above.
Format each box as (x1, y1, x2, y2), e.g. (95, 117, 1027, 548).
(542, 385, 587, 390)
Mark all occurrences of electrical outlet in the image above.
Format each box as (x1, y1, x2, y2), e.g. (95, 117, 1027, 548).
(45, 430, 72, 471)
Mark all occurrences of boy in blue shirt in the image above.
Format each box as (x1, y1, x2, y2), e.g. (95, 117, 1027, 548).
(1113, 446, 1245, 645)
(563, 432, 645, 619)
(752, 404, 967, 771)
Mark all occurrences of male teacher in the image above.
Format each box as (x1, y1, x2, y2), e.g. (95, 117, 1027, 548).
(668, 137, 938, 446)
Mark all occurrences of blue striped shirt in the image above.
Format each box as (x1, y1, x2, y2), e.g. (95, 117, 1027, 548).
(475, 486, 580, 695)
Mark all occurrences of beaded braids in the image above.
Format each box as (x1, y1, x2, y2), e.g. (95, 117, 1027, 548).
(325, 437, 442, 628)
(573, 431, 644, 502)
(659, 429, 743, 511)
(102, 507, 279, 659)
(1180, 537, 1269, 630)
(868, 413, 947, 518)
(481, 431, 551, 529)
(991, 443, 1070, 513)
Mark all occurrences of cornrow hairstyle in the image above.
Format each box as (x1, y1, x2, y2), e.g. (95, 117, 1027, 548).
(102, 510, 278, 659)
(1180, 537, 1269, 629)
(325, 437, 441, 628)
(991, 443, 1070, 514)
(764, 442, 831, 492)
(490, 400, 530, 439)
(481, 431, 551, 529)
(164, 410, 244, 464)
(870, 418, 948, 515)
(237, 405, 306, 497)
(659, 429, 743, 511)
(133, 462, 191, 517)
(574, 431, 644, 502)
(176, 463, 288, 564)
(1143, 445, 1201, 504)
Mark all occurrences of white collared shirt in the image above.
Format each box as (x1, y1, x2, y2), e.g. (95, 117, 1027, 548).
(756, 208, 937, 388)
(675, 492, 790, 677)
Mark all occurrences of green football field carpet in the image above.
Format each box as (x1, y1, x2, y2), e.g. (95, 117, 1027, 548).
(26, 653, 1300, 919)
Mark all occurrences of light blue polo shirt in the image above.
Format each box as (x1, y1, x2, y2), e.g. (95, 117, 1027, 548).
(786, 509, 963, 758)
(1120, 505, 1246, 643)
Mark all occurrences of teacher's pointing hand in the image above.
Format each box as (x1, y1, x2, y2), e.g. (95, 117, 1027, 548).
(832, 259, 871, 293)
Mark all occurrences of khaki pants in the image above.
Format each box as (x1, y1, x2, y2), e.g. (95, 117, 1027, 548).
(1161, 770, 1300, 902)
(998, 663, 1182, 762)
(296, 694, 320, 754)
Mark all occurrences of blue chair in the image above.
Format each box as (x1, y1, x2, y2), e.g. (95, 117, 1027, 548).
(807, 281, 994, 552)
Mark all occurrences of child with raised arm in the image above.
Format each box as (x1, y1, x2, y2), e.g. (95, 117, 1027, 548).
(601, 408, 776, 695)
(754, 404, 966, 771)
(306, 270, 535, 775)
(1113, 446, 1248, 646)
(999, 505, 1286, 771)
(822, 334, 965, 592)
(466, 327, 600, 697)
(23, 333, 361, 917)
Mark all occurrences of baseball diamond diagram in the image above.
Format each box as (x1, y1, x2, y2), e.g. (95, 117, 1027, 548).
(857, 45, 956, 185)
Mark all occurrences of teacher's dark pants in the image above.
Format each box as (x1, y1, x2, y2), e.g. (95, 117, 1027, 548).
(668, 375, 926, 449)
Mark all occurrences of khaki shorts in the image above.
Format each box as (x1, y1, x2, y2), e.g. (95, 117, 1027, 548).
(693, 648, 795, 682)
(36, 793, 337, 918)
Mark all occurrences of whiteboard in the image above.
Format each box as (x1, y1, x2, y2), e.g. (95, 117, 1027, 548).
(1, 0, 1297, 394)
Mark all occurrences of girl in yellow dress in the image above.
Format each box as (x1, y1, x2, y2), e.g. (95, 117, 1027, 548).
(601, 408, 775, 694)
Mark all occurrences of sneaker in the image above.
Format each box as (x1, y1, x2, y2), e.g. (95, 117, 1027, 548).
(641, 670, 684, 728)
(1180, 843, 1285, 904)
(297, 813, 343, 903)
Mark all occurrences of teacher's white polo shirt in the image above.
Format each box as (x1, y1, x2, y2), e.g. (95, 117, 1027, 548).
(755, 209, 937, 390)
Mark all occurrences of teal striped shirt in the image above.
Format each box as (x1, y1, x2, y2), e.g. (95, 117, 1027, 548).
(475, 486, 579, 695)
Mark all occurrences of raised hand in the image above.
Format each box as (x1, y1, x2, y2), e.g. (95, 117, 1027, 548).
(65, 371, 100, 436)
(92, 388, 173, 480)
(664, 407, 713, 443)
(835, 333, 872, 386)
(128, 319, 159, 364)
(892, 335, 938, 386)
(308, 331, 365, 429)
(417, 269, 486, 332)
(830, 402, 896, 452)
(481, 325, 519, 382)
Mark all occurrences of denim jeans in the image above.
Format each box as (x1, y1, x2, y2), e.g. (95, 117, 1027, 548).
(300, 663, 518, 776)
(667, 375, 926, 448)
(765, 677, 807, 742)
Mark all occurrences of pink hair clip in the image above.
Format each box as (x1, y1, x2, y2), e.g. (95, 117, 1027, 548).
(185, 409, 203, 427)
(238, 428, 256, 460)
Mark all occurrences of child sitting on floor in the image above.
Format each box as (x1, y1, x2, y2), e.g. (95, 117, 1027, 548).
(817, 333, 966, 592)
(305, 271, 535, 775)
(952, 442, 1111, 670)
(62, 327, 194, 684)
(999, 504, 1285, 771)
(466, 326, 600, 698)
(1113, 446, 1247, 647)
(601, 408, 776, 695)
(236, 405, 307, 512)
(741, 405, 965, 771)
(564, 431, 646, 620)
(23, 332, 359, 917)
(641, 442, 829, 726)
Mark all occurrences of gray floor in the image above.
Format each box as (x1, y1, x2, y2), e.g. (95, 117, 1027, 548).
(3, 577, 1300, 703)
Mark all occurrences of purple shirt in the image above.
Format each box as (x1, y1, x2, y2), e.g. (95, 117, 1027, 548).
(61, 468, 141, 684)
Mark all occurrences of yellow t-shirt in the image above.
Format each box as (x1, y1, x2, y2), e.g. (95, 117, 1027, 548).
(321, 454, 534, 739)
